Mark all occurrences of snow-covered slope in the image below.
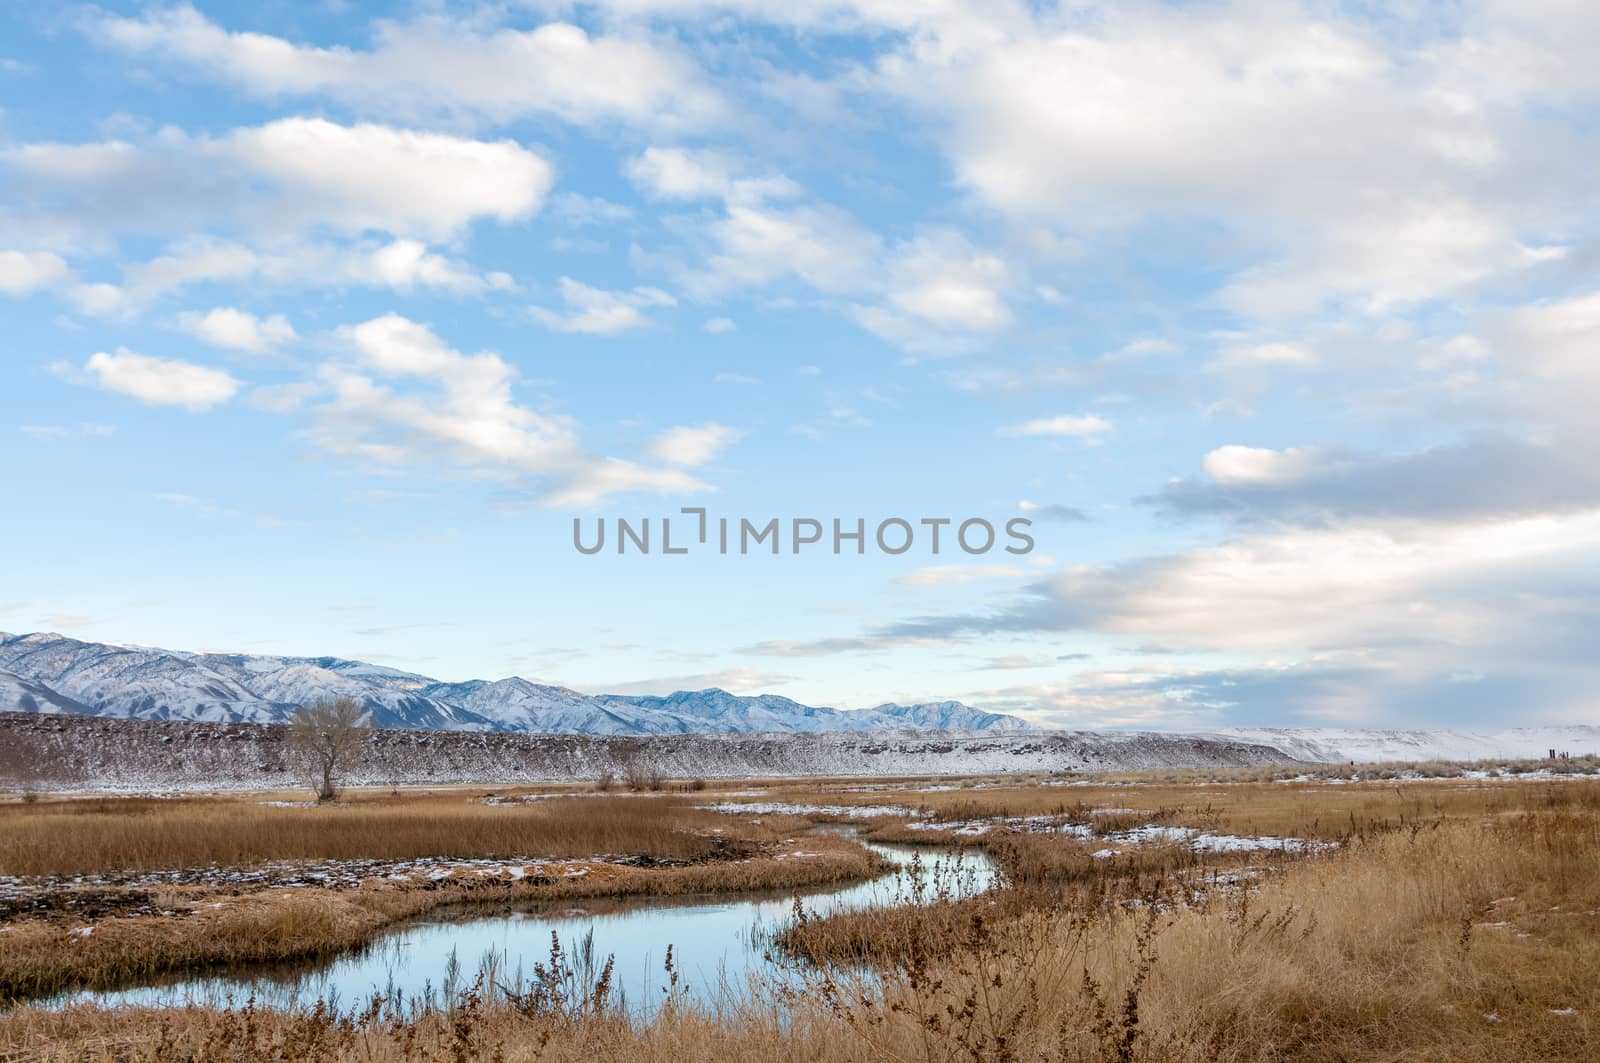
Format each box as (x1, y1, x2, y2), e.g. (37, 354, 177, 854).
(0, 632, 1031, 735)
(1212, 727, 1600, 763)
(863, 701, 1031, 732)
(0, 668, 93, 715)
(0, 633, 283, 723)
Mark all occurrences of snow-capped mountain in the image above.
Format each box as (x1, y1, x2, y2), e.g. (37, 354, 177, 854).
(0, 667, 93, 716)
(0, 632, 1030, 735)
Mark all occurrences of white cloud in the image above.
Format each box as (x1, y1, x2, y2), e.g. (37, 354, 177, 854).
(18, 422, 115, 441)
(883, 232, 1013, 332)
(348, 240, 513, 294)
(861, 1, 1589, 317)
(998, 414, 1114, 440)
(83, 349, 240, 411)
(8, 119, 552, 243)
(175, 307, 296, 354)
(704, 317, 736, 334)
(648, 423, 741, 467)
(1111, 338, 1180, 359)
(1208, 340, 1321, 371)
(850, 232, 1015, 354)
(627, 154, 1009, 352)
(695, 202, 880, 296)
(1201, 445, 1334, 487)
(291, 314, 709, 507)
(94, 5, 724, 128)
(551, 193, 635, 226)
(0, 249, 71, 295)
(1488, 290, 1600, 390)
(626, 147, 737, 200)
(625, 146, 801, 204)
(221, 119, 551, 241)
(531, 277, 676, 334)
(70, 238, 512, 314)
(68, 283, 132, 318)
(246, 382, 319, 415)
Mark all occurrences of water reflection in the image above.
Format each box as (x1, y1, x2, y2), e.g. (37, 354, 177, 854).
(55, 840, 996, 1016)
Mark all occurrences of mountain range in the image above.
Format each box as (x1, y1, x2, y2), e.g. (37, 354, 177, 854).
(0, 632, 1028, 735)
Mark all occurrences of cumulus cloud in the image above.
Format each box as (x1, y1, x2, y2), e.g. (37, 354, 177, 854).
(82, 349, 239, 411)
(93, 5, 723, 128)
(0, 249, 71, 295)
(70, 238, 511, 314)
(289, 314, 709, 507)
(1208, 340, 1320, 372)
(998, 414, 1114, 441)
(882, 232, 1013, 331)
(626, 148, 1012, 351)
(1200, 445, 1336, 487)
(531, 278, 676, 334)
(348, 240, 513, 294)
(626, 147, 740, 200)
(697, 201, 881, 296)
(1148, 435, 1600, 525)
(175, 307, 295, 354)
(862, 1, 1584, 316)
(6, 119, 552, 242)
(740, 509, 1600, 722)
(223, 120, 550, 240)
(648, 423, 741, 467)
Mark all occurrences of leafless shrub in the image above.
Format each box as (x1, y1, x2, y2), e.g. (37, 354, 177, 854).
(287, 698, 370, 802)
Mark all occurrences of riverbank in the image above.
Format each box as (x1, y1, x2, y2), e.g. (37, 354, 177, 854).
(4, 774, 1598, 1060)
(0, 793, 879, 1001)
(4, 790, 1598, 1061)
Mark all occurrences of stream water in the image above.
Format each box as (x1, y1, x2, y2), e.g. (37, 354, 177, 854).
(53, 839, 997, 1016)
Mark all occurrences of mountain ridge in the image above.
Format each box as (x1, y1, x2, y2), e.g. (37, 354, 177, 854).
(0, 632, 1029, 736)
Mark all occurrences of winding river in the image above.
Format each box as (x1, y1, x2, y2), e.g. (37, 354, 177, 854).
(54, 838, 997, 1016)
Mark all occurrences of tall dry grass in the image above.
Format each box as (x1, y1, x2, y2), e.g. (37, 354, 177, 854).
(5, 781, 1599, 1060)
(0, 832, 880, 1003)
(5, 803, 1598, 1061)
(767, 776, 1600, 842)
(0, 794, 796, 877)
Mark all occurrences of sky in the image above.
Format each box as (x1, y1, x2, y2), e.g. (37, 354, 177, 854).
(2, 1, 1598, 730)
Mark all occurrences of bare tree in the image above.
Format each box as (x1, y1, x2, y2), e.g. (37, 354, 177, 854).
(288, 697, 370, 801)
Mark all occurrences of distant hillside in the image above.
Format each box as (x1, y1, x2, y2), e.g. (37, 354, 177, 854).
(0, 712, 1292, 792)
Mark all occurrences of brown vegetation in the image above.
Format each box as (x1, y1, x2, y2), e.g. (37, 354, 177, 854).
(0, 793, 804, 877)
(3, 778, 1599, 1061)
(0, 793, 876, 1002)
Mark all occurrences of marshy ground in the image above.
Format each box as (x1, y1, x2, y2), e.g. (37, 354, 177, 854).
(1, 764, 1598, 1061)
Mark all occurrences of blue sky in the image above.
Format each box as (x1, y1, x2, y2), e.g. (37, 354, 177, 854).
(2, 1, 1598, 729)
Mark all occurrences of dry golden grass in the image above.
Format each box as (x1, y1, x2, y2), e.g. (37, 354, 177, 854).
(749, 775, 1600, 842)
(0, 832, 879, 1003)
(5, 799, 1599, 1061)
(0, 792, 875, 1002)
(4, 778, 1599, 1061)
(0, 793, 815, 877)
